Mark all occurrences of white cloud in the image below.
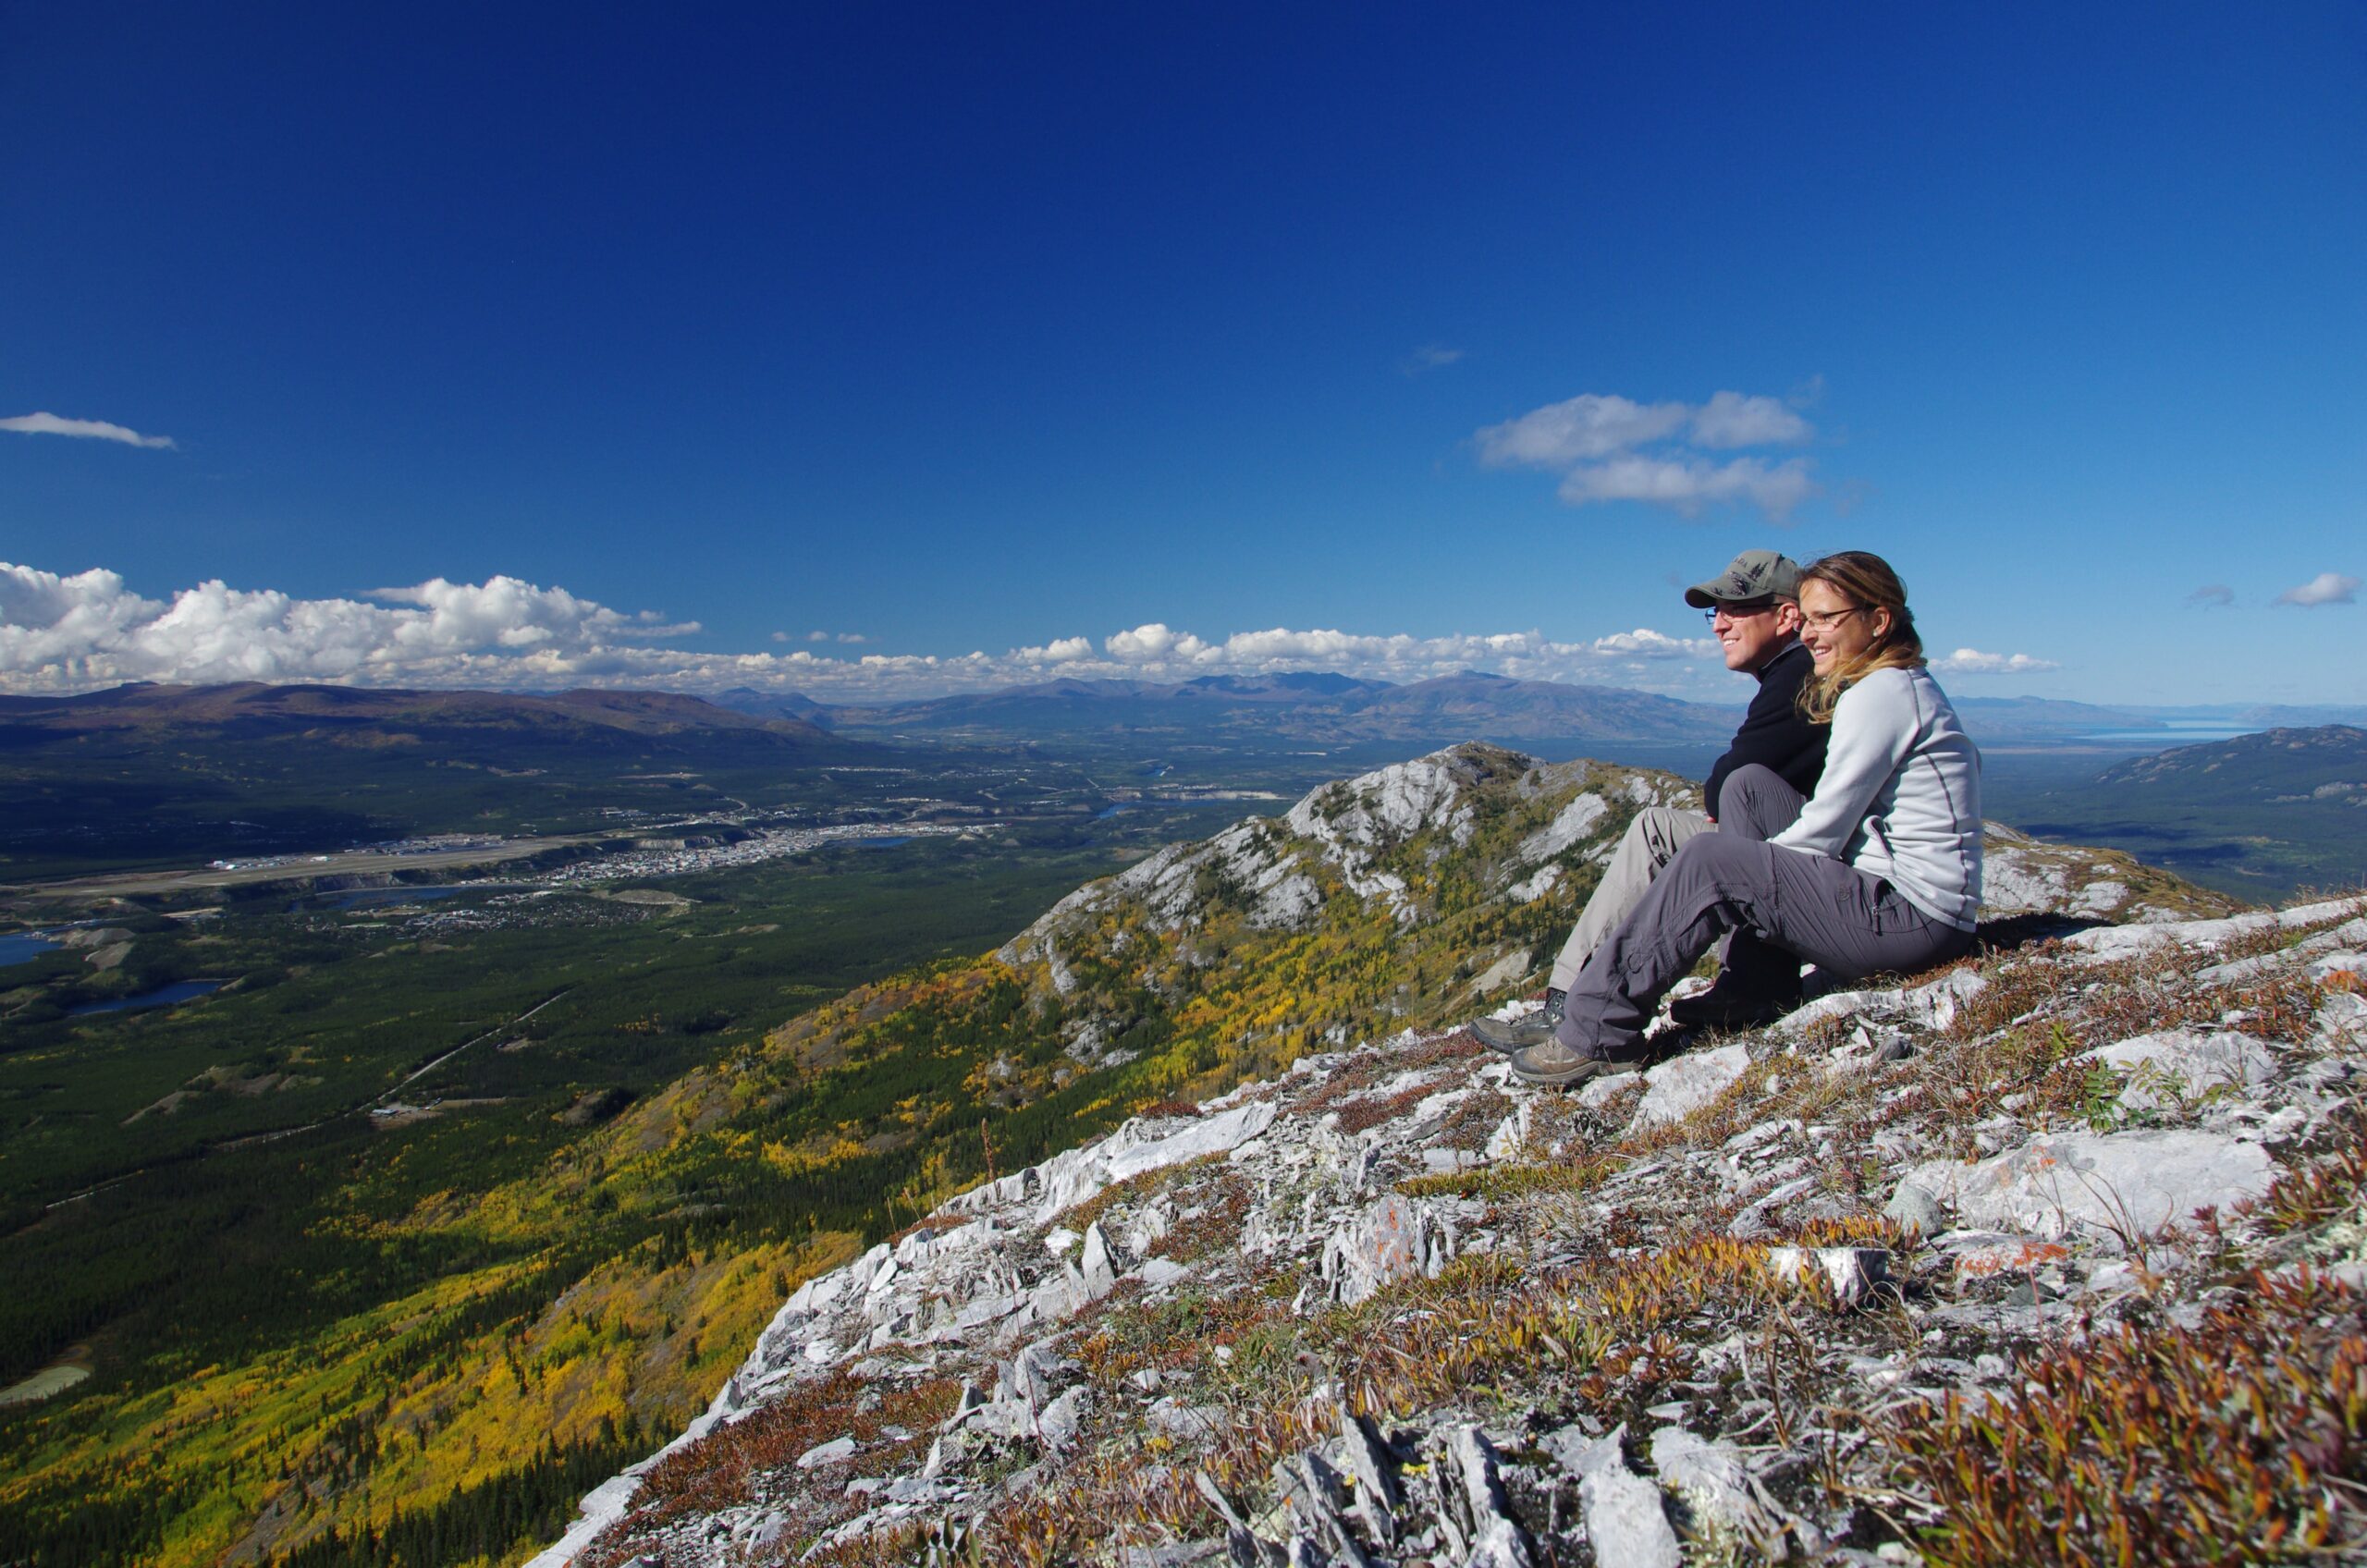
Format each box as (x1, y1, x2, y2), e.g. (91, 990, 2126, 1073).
(1106, 622, 1214, 662)
(1932, 648, 2061, 675)
(1012, 635, 1093, 663)
(1557, 455, 1815, 519)
(1, 410, 178, 449)
(1401, 344, 1466, 375)
(1, 561, 1748, 703)
(2275, 572, 2360, 607)
(2187, 584, 2235, 607)
(1477, 388, 1821, 520)
(1477, 394, 1690, 466)
(1588, 628, 1718, 659)
(1687, 391, 1812, 449)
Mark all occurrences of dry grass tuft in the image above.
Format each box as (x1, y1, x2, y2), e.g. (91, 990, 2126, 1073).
(1881, 1273, 2367, 1567)
(593, 1371, 958, 1547)
(1050, 1151, 1225, 1236)
(1395, 1154, 1617, 1203)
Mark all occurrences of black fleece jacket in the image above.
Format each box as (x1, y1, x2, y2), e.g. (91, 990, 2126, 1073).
(1702, 639, 1827, 819)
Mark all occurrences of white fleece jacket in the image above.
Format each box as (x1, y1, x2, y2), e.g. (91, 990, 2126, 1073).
(1771, 666, 1982, 930)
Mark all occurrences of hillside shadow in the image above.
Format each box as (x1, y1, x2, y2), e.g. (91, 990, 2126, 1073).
(1973, 911, 2116, 954)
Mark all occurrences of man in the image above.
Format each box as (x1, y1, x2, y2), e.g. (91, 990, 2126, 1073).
(1471, 549, 1828, 1051)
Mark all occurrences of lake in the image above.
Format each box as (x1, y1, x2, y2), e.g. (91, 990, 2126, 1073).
(68, 979, 229, 1016)
(0, 931, 64, 967)
(2079, 726, 2263, 746)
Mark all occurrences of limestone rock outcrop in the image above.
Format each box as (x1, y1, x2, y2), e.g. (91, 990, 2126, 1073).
(536, 880, 2367, 1567)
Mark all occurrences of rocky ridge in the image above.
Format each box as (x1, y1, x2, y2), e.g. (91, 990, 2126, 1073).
(528, 748, 2363, 1567)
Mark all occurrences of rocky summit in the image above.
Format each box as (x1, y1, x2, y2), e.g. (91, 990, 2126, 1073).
(529, 746, 2365, 1567)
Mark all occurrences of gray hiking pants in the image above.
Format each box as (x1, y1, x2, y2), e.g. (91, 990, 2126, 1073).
(1547, 806, 1715, 992)
(1555, 765, 1976, 1058)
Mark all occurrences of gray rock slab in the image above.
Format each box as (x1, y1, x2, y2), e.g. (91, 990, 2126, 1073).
(1081, 1222, 1120, 1299)
(1576, 1070, 1643, 1109)
(1139, 1257, 1193, 1288)
(1552, 1427, 1680, 1568)
(1630, 1044, 1751, 1130)
(1649, 1427, 1800, 1553)
(795, 1434, 857, 1469)
(1764, 1245, 1888, 1307)
(1902, 1130, 2276, 1243)
(1884, 1181, 1946, 1236)
(1036, 1387, 1089, 1451)
(1334, 1412, 1398, 1547)
(2078, 1029, 2275, 1110)
(1328, 1191, 1429, 1305)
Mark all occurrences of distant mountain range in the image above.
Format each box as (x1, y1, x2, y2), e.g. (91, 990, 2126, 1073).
(717, 676, 2367, 751)
(0, 684, 856, 883)
(719, 671, 1742, 749)
(0, 681, 833, 746)
(2000, 725, 2367, 898)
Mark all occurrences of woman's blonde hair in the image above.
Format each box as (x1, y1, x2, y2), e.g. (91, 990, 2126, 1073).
(1795, 550, 1925, 724)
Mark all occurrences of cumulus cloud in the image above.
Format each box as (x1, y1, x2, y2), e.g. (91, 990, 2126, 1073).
(2, 562, 1748, 703)
(1400, 343, 1466, 375)
(1588, 628, 1718, 659)
(1477, 387, 1820, 520)
(2275, 572, 2360, 607)
(1687, 391, 1813, 449)
(1, 563, 697, 690)
(1012, 635, 1093, 663)
(1932, 648, 2061, 675)
(1106, 622, 1215, 662)
(2187, 584, 2236, 607)
(1556, 455, 1815, 518)
(1477, 394, 1691, 466)
(2, 410, 178, 449)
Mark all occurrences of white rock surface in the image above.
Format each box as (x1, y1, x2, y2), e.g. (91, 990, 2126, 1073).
(1764, 1245, 1888, 1306)
(2079, 1029, 2276, 1110)
(1631, 1043, 1751, 1129)
(1551, 1427, 1680, 1568)
(1517, 792, 1608, 864)
(1649, 1427, 1801, 1554)
(1903, 1129, 2275, 1243)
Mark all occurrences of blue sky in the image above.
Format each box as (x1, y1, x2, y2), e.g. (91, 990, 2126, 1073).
(3, 3, 2361, 705)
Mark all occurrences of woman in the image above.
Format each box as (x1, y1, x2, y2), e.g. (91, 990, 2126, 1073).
(1511, 551, 1981, 1087)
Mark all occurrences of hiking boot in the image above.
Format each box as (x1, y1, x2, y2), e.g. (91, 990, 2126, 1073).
(1666, 983, 1800, 1033)
(1506, 1035, 1643, 1089)
(1469, 988, 1565, 1053)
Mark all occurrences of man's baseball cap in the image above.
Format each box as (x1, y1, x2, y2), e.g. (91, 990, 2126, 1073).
(1684, 549, 1802, 608)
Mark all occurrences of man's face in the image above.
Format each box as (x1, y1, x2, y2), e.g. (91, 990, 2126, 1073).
(1711, 598, 1802, 674)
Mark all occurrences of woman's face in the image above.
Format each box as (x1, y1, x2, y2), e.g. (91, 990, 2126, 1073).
(1797, 578, 1891, 675)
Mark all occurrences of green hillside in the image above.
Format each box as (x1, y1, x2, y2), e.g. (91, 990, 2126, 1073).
(0, 744, 1660, 1565)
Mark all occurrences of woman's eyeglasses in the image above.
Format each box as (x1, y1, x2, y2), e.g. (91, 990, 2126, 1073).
(1800, 605, 1870, 631)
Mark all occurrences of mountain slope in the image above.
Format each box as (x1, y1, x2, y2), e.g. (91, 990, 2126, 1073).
(0, 743, 2239, 1566)
(0, 683, 861, 882)
(551, 889, 2367, 1567)
(0, 682, 833, 744)
(2003, 725, 2367, 898)
(779, 673, 1738, 749)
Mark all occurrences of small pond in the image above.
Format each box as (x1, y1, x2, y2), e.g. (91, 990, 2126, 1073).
(0, 932, 64, 968)
(69, 979, 229, 1017)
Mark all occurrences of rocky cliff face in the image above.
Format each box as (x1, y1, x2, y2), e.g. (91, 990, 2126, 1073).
(532, 747, 2358, 1568)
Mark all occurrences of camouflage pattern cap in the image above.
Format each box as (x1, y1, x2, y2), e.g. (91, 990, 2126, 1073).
(1684, 549, 1802, 608)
